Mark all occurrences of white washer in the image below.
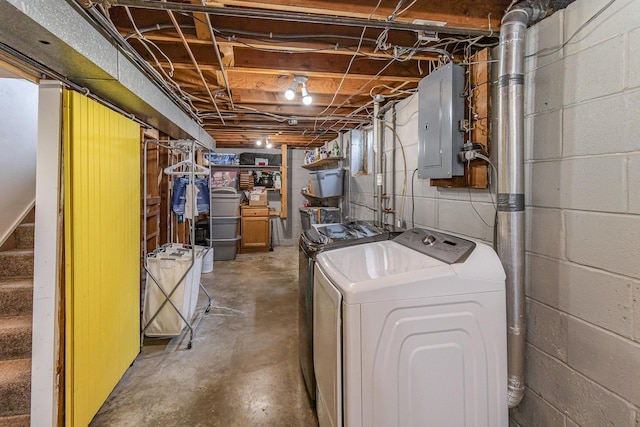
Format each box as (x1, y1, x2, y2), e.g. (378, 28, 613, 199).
(313, 228, 508, 427)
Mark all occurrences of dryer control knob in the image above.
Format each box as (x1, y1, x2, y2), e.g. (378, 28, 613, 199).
(422, 234, 436, 245)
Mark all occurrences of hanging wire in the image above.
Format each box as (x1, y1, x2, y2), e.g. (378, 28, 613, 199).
(526, 0, 617, 58)
(123, 6, 201, 118)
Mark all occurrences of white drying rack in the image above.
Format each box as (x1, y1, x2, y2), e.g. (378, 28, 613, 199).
(141, 138, 213, 349)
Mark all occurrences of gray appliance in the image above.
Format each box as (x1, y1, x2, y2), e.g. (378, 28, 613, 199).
(298, 221, 399, 401)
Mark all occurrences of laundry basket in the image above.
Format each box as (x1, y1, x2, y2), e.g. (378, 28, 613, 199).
(142, 245, 204, 337)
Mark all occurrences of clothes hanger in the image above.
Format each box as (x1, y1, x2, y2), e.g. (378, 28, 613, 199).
(164, 151, 210, 176)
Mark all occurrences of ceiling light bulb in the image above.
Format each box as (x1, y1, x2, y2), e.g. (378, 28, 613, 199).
(266, 141, 273, 149)
(284, 88, 296, 100)
(301, 85, 312, 105)
(256, 139, 262, 146)
(284, 81, 298, 100)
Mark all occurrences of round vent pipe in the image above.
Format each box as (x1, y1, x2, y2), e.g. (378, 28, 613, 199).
(497, 0, 574, 408)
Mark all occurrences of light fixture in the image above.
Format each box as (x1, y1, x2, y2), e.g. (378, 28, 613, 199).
(284, 81, 297, 100)
(266, 141, 273, 149)
(300, 85, 312, 105)
(255, 138, 262, 146)
(284, 75, 313, 105)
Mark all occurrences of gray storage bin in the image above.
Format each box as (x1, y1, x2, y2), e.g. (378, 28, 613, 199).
(309, 168, 344, 198)
(299, 207, 341, 231)
(211, 187, 241, 217)
(210, 216, 240, 239)
(206, 236, 240, 260)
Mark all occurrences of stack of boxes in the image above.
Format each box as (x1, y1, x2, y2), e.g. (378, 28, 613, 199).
(207, 187, 241, 260)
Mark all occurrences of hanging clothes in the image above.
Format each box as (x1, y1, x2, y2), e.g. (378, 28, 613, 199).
(193, 177, 210, 213)
(171, 177, 188, 215)
(171, 177, 210, 217)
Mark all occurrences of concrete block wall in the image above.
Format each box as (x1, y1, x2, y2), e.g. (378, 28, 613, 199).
(345, 129, 377, 222)
(346, 90, 495, 242)
(342, 1, 640, 425)
(513, 0, 640, 425)
(288, 148, 311, 245)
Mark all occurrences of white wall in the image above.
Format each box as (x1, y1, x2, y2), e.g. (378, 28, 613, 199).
(31, 80, 63, 427)
(0, 77, 38, 244)
(512, 0, 640, 425)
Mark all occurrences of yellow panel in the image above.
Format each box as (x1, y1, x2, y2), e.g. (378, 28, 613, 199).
(64, 91, 140, 427)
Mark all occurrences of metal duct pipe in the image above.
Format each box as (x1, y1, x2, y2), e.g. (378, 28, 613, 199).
(391, 104, 397, 227)
(497, 0, 573, 408)
(373, 95, 384, 226)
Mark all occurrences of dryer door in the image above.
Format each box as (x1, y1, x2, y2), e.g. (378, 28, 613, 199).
(314, 265, 343, 427)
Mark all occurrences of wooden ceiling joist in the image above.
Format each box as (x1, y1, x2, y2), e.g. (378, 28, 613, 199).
(99, 0, 507, 147)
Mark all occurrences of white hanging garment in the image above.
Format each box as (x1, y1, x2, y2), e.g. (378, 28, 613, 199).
(183, 182, 199, 220)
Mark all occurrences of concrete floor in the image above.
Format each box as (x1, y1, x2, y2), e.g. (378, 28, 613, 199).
(90, 246, 317, 427)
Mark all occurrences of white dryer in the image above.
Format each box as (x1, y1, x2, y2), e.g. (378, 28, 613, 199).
(313, 228, 507, 427)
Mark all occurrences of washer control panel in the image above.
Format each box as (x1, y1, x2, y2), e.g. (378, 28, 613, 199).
(394, 228, 476, 264)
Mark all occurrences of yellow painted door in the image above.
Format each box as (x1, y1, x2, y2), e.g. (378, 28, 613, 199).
(63, 90, 140, 427)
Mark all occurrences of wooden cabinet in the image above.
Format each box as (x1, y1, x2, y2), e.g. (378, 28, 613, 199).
(240, 206, 270, 253)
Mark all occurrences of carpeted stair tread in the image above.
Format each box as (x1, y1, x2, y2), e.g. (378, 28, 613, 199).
(0, 249, 34, 279)
(0, 358, 31, 417)
(0, 414, 30, 427)
(14, 224, 34, 250)
(0, 279, 32, 317)
(0, 316, 32, 360)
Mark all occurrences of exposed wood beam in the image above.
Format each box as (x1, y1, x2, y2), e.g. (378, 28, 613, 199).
(134, 32, 441, 62)
(224, 89, 372, 107)
(231, 47, 426, 79)
(225, 71, 418, 95)
(194, 103, 361, 116)
(203, 0, 506, 31)
(128, 40, 427, 81)
(113, 0, 498, 36)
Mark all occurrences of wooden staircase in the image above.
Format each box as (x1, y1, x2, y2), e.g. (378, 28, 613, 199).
(0, 222, 34, 427)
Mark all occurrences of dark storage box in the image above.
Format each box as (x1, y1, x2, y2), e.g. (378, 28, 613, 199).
(239, 152, 282, 166)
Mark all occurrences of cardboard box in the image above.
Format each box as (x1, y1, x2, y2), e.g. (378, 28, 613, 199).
(249, 188, 268, 206)
(249, 193, 268, 206)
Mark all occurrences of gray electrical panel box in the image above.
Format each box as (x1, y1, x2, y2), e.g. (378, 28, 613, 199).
(417, 63, 465, 179)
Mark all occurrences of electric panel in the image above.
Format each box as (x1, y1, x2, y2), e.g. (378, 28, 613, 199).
(417, 63, 465, 179)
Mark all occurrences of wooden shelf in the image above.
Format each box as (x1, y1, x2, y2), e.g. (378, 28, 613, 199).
(301, 157, 343, 170)
(301, 192, 342, 200)
(210, 164, 281, 169)
(209, 145, 288, 219)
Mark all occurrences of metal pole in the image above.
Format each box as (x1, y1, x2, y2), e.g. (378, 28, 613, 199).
(373, 95, 384, 226)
